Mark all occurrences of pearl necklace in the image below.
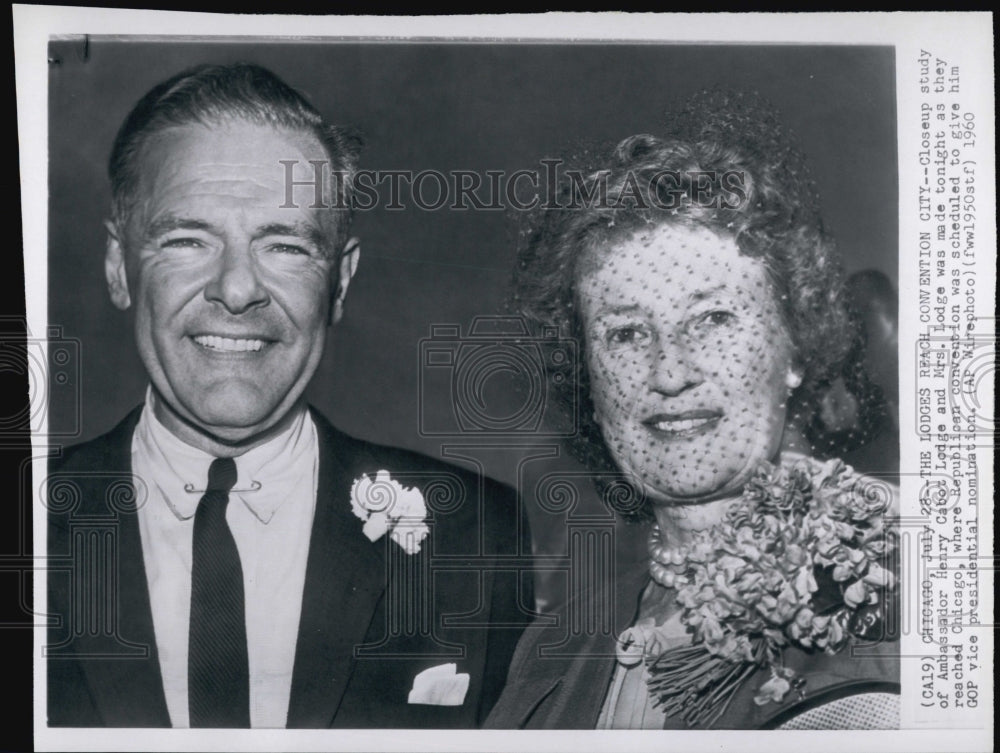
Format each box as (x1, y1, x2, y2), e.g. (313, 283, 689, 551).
(646, 523, 691, 588)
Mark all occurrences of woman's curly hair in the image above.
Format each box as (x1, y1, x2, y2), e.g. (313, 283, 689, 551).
(510, 91, 855, 518)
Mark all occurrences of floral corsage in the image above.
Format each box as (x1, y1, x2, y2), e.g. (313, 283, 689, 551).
(642, 457, 898, 726)
(350, 470, 430, 554)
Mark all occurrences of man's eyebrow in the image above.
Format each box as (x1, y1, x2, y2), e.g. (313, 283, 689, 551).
(145, 216, 217, 238)
(254, 222, 328, 250)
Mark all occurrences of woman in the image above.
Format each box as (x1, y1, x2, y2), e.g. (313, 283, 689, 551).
(487, 94, 899, 729)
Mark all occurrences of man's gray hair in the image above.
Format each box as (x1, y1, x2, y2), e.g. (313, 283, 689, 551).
(108, 62, 361, 255)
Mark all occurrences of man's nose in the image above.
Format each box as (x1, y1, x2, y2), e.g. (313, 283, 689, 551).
(647, 335, 702, 396)
(203, 245, 270, 314)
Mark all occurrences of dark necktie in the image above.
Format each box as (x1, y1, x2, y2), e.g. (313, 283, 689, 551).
(188, 457, 250, 728)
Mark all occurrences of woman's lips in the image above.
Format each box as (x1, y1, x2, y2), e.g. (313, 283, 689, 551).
(642, 410, 722, 438)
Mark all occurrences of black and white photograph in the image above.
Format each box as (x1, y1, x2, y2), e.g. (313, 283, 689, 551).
(11, 9, 994, 753)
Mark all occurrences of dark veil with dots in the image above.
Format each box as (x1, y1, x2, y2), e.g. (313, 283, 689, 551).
(509, 90, 897, 520)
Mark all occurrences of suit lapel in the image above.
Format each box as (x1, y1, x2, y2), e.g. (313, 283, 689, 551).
(491, 621, 618, 729)
(285, 411, 387, 728)
(489, 532, 651, 729)
(73, 407, 172, 726)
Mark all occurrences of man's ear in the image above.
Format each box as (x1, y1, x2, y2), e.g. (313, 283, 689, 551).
(330, 237, 361, 325)
(104, 220, 131, 310)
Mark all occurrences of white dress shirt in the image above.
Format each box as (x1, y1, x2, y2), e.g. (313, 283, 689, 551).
(132, 392, 319, 728)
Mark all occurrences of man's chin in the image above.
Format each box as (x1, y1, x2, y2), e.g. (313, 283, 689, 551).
(155, 385, 303, 447)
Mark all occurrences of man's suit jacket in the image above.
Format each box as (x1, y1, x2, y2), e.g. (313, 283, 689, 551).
(47, 405, 533, 728)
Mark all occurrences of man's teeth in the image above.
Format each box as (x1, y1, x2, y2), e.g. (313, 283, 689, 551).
(194, 335, 265, 352)
(652, 417, 715, 432)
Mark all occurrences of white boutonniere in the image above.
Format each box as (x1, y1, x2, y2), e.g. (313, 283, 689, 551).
(350, 470, 429, 554)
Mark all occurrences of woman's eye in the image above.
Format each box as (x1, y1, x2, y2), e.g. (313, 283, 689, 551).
(696, 310, 736, 329)
(606, 325, 648, 347)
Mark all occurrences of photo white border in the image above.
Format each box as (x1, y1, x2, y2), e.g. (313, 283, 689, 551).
(15, 7, 995, 753)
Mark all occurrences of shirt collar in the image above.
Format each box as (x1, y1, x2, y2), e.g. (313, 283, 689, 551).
(134, 387, 316, 524)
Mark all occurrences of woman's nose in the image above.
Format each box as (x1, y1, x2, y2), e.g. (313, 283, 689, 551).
(647, 336, 701, 396)
(203, 246, 270, 314)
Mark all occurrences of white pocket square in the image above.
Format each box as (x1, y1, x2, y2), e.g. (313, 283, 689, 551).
(407, 663, 470, 706)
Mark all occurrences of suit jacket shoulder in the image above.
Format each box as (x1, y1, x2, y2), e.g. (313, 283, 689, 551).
(49, 407, 144, 514)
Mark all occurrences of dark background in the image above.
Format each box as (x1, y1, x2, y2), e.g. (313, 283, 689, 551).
(48, 40, 897, 450)
(46, 40, 897, 604)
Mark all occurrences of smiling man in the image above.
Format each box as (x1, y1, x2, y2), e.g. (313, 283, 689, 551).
(106, 119, 350, 450)
(47, 63, 530, 729)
